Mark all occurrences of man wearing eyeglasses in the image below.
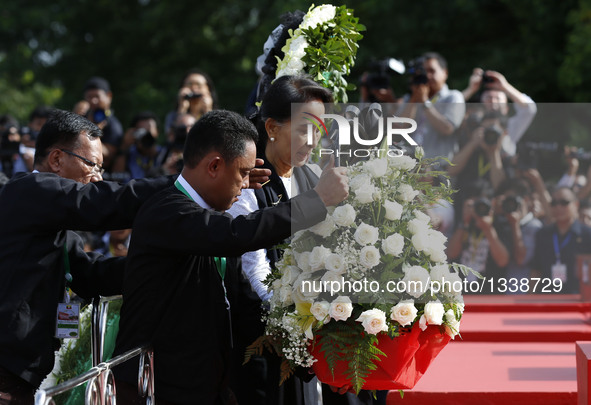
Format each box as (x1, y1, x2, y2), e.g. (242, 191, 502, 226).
(531, 187, 591, 294)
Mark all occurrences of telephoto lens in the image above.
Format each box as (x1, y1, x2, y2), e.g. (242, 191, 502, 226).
(474, 198, 492, 217)
(501, 195, 521, 213)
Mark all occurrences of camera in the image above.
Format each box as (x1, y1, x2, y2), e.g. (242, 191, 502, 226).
(482, 72, 495, 85)
(133, 128, 155, 149)
(407, 57, 428, 86)
(501, 195, 522, 213)
(92, 109, 107, 123)
(474, 198, 492, 217)
(483, 125, 503, 145)
(183, 92, 202, 101)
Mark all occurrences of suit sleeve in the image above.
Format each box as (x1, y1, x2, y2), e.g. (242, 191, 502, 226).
(136, 189, 327, 258)
(19, 173, 175, 232)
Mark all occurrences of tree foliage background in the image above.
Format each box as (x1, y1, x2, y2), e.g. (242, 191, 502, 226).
(1, 0, 590, 135)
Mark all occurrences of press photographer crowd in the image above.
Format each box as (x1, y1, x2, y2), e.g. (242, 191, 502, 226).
(2, 53, 591, 299)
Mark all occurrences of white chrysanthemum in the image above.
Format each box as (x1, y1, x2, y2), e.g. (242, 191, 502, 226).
(309, 246, 331, 271)
(356, 309, 389, 335)
(301, 4, 337, 29)
(382, 234, 404, 257)
(329, 296, 353, 321)
(332, 204, 356, 227)
(364, 158, 388, 178)
(310, 301, 331, 323)
(390, 300, 418, 326)
(402, 265, 431, 298)
(359, 246, 381, 269)
(398, 184, 419, 202)
(309, 215, 336, 237)
(354, 222, 379, 246)
(325, 253, 346, 274)
(383, 200, 403, 221)
(355, 183, 376, 204)
(424, 301, 445, 325)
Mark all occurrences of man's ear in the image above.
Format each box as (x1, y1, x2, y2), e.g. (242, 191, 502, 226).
(206, 156, 223, 178)
(46, 149, 62, 173)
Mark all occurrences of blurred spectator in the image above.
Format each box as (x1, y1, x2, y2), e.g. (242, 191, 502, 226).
(579, 199, 591, 227)
(531, 187, 591, 293)
(20, 106, 51, 147)
(518, 168, 553, 223)
(462, 69, 537, 157)
(163, 68, 217, 133)
(397, 52, 465, 163)
(161, 113, 196, 175)
(73, 100, 90, 117)
(83, 76, 124, 171)
(358, 58, 401, 105)
(446, 180, 509, 284)
(112, 111, 166, 181)
(492, 178, 543, 283)
(0, 114, 21, 177)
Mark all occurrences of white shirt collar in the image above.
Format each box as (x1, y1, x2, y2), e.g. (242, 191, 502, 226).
(177, 174, 212, 210)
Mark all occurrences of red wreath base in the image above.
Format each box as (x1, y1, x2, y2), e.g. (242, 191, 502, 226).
(309, 323, 451, 390)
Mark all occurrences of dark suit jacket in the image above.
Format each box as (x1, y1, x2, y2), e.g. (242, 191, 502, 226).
(0, 172, 173, 386)
(112, 185, 327, 404)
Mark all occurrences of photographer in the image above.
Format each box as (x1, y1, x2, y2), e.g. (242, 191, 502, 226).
(163, 68, 217, 133)
(492, 178, 543, 283)
(463, 69, 537, 157)
(111, 111, 167, 182)
(447, 180, 510, 284)
(397, 52, 465, 162)
(359, 58, 403, 106)
(161, 113, 196, 175)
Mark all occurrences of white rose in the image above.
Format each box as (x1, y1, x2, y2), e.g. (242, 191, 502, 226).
(411, 231, 430, 253)
(310, 215, 336, 237)
(382, 234, 404, 257)
(398, 184, 419, 202)
(292, 273, 319, 303)
(349, 174, 371, 192)
(356, 309, 389, 335)
(413, 210, 431, 224)
(321, 270, 344, 289)
(390, 300, 418, 326)
(279, 285, 293, 306)
(309, 246, 331, 271)
(355, 183, 376, 204)
(295, 251, 312, 273)
(364, 158, 388, 178)
(444, 309, 461, 339)
(419, 314, 427, 331)
(354, 223, 380, 246)
(329, 296, 353, 321)
(402, 265, 431, 298)
(325, 253, 346, 274)
(424, 301, 445, 325)
(359, 246, 381, 269)
(281, 266, 301, 286)
(332, 204, 356, 227)
(383, 200, 403, 221)
(408, 218, 429, 235)
(389, 154, 417, 171)
(310, 301, 331, 323)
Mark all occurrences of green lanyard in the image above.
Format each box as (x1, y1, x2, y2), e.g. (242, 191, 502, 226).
(175, 179, 226, 280)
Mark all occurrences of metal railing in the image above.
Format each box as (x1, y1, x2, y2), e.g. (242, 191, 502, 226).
(34, 296, 155, 405)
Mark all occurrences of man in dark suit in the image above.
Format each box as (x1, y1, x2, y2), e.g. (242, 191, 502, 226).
(0, 109, 182, 404)
(113, 110, 348, 405)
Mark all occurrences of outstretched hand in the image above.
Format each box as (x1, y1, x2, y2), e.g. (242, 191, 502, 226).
(314, 156, 349, 207)
(248, 158, 272, 189)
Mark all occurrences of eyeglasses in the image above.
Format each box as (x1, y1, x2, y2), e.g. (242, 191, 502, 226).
(550, 199, 573, 207)
(60, 149, 105, 175)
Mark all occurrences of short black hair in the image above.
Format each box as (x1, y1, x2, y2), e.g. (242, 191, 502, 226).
(422, 52, 448, 71)
(83, 76, 111, 93)
(34, 109, 102, 165)
(183, 110, 258, 168)
(129, 111, 158, 128)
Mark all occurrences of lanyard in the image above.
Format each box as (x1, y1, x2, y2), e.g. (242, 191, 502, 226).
(63, 244, 72, 303)
(174, 179, 226, 280)
(478, 154, 490, 178)
(553, 232, 572, 262)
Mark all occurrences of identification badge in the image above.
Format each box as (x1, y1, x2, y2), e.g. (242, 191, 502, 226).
(551, 262, 567, 282)
(56, 302, 80, 339)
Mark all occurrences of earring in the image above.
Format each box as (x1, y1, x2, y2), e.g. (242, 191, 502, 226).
(269, 137, 275, 142)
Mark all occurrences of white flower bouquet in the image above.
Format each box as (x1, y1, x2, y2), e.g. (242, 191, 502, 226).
(275, 4, 365, 102)
(247, 149, 475, 393)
